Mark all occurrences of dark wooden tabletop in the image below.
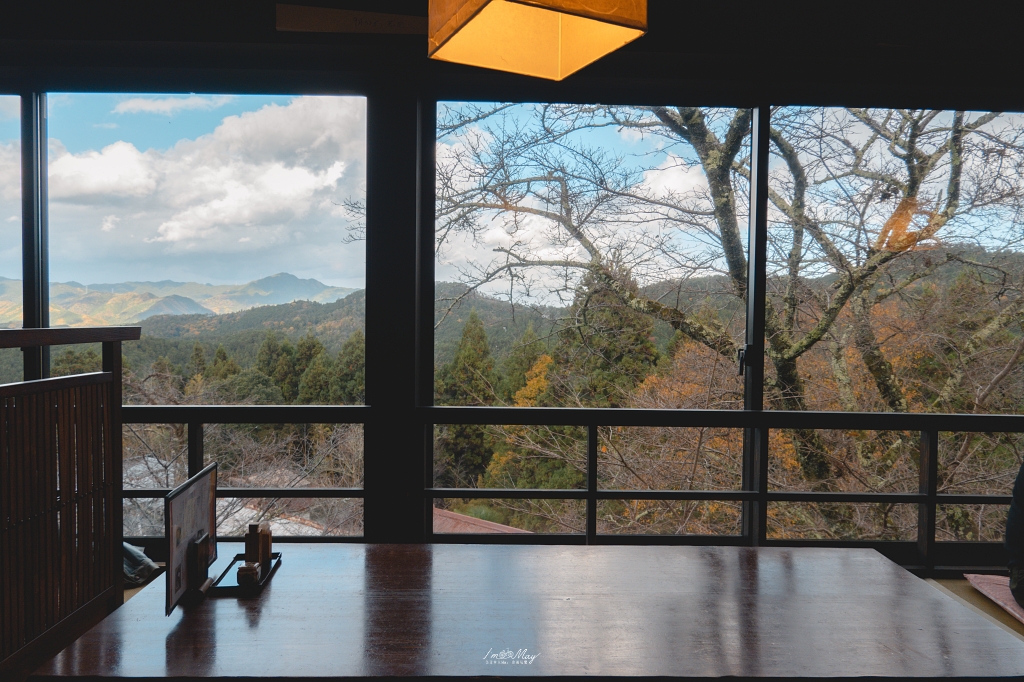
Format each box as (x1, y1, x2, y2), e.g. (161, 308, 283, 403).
(32, 544, 1024, 679)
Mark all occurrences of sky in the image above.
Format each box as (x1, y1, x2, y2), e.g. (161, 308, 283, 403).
(433, 102, 745, 304)
(0, 93, 367, 287)
(0, 96, 734, 294)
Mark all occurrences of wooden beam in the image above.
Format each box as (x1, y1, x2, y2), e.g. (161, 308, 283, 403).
(0, 327, 140, 349)
(276, 4, 427, 34)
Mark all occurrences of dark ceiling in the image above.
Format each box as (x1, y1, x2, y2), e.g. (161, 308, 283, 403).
(0, 1, 1020, 109)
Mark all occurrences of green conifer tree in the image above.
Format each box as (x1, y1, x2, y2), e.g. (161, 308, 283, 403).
(295, 333, 325, 383)
(255, 331, 282, 377)
(272, 340, 299, 403)
(549, 270, 659, 408)
(330, 329, 365, 404)
(499, 323, 544, 402)
(51, 347, 102, 377)
(298, 351, 335, 404)
(482, 271, 658, 498)
(187, 343, 207, 378)
(435, 310, 499, 485)
(209, 345, 241, 380)
(148, 355, 182, 395)
(436, 310, 498, 406)
(220, 369, 285, 405)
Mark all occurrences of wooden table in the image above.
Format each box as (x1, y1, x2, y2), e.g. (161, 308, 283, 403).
(32, 544, 1024, 679)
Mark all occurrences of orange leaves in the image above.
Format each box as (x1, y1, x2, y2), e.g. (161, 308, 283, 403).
(633, 339, 741, 410)
(873, 196, 942, 253)
(513, 354, 554, 407)
(770, 430, 800, 472)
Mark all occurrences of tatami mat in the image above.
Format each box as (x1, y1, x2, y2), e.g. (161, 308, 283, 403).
(928, 577, 1024, 640)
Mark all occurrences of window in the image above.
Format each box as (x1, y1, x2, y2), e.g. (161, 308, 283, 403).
(5, 81, 1016, 566)
(45, 93, 367, 537)
(764, 107, 1024, 540)
(432, 102, 750, 536)
(0, 95, 20, 382)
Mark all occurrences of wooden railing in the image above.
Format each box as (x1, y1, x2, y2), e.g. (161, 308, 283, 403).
(0, 327, 139, 675)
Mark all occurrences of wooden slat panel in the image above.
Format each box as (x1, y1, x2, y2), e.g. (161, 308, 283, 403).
(45, 391, 57, 630)
(14, 397, 27, 650)
(1, 371, 120, 665)
(88, 385, 101, 601)
(61, 387, 74, 621)
(31, 396, 42, 634)
(1, 400, 10, 655)
(74, 386, 85, 612)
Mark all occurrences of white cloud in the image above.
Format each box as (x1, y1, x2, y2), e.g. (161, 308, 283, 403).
(0, 96, 18, 121)
(113, 95, 235, 116)
(642, 154, 707, 197)
(0, 139, 19, 278)
(0, 141, 21, 203)
(93, 123, 119, 129)
(49, 141, 158, 200)
(46, 96, 367, 286)
(100, 215, 119, 232)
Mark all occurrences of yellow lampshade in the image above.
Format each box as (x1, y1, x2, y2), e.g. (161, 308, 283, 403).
(428, 0, 646, 81)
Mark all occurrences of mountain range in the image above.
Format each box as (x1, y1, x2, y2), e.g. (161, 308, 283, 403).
(0, 273, 358, 327)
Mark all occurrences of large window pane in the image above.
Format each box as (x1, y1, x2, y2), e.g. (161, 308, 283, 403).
(124, 499, 163, 538)
(764, 107, 1024, 502)
(768, 429, 917, 494)
(123, 422, 188, 489)
(435, 102, 749, 410)
(434, 102, 749, 489)
(47, 93, 366, 407)
(937, 504, 1007, 542)
(597, 500, 741, 536)
(0, 95, 20, 382)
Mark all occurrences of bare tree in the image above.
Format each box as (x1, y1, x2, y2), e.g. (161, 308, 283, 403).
(437, 104, 1024, 496)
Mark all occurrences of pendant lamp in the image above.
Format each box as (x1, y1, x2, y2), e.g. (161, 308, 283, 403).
(428, 0, 647, 81)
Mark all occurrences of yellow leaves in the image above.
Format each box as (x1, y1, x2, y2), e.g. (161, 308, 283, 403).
(513, 354, 554, 407)
(484, 449, 516, 481)
(184, 373, 205, 397)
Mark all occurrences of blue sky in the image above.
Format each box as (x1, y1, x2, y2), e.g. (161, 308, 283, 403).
(0, 97, 745, 292)
(0, 93, 367, 288)
(434, 102, 747, 301)
(47, 94, 295, 154)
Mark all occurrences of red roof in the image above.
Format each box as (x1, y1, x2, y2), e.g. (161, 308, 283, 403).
(432, 507, 531, 534)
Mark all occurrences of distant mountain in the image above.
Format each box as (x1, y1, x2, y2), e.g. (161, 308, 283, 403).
(0, 273, 359, 327)
(126, 291, 367, 372)
(141, 290, 366, 346)
(137, 295, 215, 319)
(82, 273, 357, 313)
(434, 282, 564, 365)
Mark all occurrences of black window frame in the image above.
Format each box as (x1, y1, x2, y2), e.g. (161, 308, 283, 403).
(5, 69, 1019, 574)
